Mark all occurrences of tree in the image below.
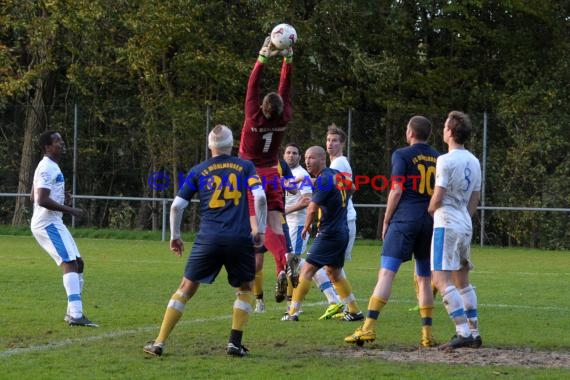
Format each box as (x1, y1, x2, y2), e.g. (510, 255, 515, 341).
(1, 1, 59, 225)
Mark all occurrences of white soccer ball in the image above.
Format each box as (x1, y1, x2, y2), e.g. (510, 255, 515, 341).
(270, 23, 297, 50)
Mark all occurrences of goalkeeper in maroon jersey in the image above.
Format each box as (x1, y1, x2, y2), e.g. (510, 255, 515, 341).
(239, 36, 295, 303)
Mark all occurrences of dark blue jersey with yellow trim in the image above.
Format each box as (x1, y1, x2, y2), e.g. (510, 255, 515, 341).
(312, 167, 349, 235)
(177, 155, 261, 238)
(278, 158, 293, 178)
(390, 143, 440, 222)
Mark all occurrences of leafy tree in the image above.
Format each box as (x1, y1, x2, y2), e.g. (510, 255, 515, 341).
(0, 0, 567, 246)
(1, 1, 60, 225)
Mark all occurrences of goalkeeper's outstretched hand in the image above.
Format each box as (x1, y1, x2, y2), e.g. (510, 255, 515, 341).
(259, 36, 280, 59)
(281, 47, 293, 57)
(281, 46, 293, 62)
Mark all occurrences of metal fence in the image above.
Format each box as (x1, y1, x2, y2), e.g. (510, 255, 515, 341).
(2, 106, 569, 249)
(2, 193, 568, 247)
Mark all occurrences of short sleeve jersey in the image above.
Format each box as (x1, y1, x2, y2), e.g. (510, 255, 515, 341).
(330, 156, 356, 221)
(177, 155, 261, 238)
(433, 149, 482, 231)
(312, 168, 349, 235)
(31, 156, 65, 229)
(390, 143, 440, 222)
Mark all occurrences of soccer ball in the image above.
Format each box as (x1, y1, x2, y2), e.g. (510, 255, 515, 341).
(270, 23, 297, 50)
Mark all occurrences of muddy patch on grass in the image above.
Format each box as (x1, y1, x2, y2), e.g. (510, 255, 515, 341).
(321, 345, 570, 368)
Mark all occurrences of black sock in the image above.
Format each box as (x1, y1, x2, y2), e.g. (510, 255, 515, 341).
(229, 329, 243, 346)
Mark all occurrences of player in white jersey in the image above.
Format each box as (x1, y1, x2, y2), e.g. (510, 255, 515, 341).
(428, 111, 482, 349)
(314, 124, 362, 321)
(283, 143, 312, 255)
(30, 130, 97, 327)
(281, 143, 312, 315)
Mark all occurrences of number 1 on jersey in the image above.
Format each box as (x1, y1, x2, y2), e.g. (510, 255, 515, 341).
(262, 132, 273, 153)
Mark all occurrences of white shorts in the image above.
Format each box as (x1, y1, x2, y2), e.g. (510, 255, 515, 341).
(288, 225, 309, 254)
(32, 222, 81, 266)
(344, 218, 356, 261)
(431, 227, 473, 271)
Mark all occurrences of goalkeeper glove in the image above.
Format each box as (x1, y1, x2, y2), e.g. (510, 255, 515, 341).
(258, 36, 280, 62)
(281, 47, 293, 63)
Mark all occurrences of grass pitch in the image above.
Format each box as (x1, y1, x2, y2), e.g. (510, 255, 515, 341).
(0, 234, 569, 379)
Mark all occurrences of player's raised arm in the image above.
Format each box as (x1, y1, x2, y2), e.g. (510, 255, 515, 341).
(278, 48, 293, 122)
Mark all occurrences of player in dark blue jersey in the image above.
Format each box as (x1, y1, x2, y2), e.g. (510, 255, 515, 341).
(346, 115, 440, 347)
(282, 146, 363, 321)
(144, 125, 267, 358)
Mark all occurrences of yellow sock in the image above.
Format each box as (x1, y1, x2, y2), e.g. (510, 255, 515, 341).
(155, 290, 189, 344)
(232, 291, 254, 331)
(362, 295, 387, 331)
(289, 278, 311, 315)
(253, 270, 263, 298)
(287, 276, 293, 298)
(419, 305, 434, 337)
(332, 277, 359, 314)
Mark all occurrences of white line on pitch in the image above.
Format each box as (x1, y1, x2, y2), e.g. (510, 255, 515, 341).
(2, 299, 568, 358)
(0, 301, 325, 358)
(0, 315, 231, 358)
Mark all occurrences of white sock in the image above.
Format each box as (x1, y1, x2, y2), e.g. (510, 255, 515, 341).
(78, 272, 85, 293)
(341, 293, 356, 306)
(460, 285, 479, 336)
(442, 285, 470, 337)
(67, 273, 85, 317)
(63, 272, 83, 319)
(313, 268, 340, 304)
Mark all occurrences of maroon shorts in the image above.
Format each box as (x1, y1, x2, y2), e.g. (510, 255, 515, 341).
(248, 166, 284, 214)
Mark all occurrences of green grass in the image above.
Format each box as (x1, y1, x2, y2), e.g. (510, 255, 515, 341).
(0, 235, 569, 379)
(0, 225, 171, 240)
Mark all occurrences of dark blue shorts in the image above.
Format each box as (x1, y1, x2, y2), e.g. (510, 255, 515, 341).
(306, 231, 348, 269)
(184, 236, 255, 287)
(381, 215, 433, 263)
